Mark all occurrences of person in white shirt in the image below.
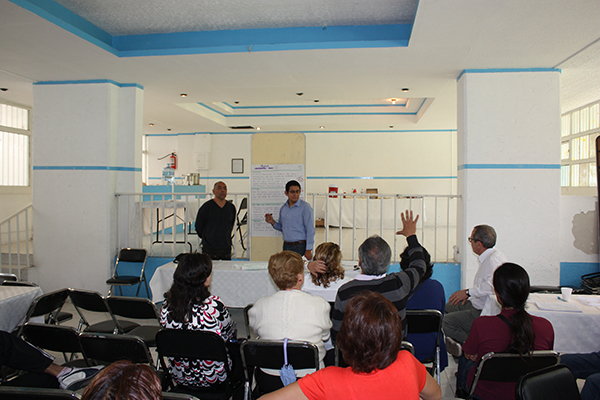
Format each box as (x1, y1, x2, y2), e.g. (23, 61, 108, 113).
(443, 225, 508, 356)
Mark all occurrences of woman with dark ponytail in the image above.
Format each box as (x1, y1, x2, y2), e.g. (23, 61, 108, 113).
(458, 263, 554, 400)
(159, 253, 237, 389)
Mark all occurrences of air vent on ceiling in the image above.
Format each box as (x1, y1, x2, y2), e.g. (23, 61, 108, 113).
(229, 125, 255, 129)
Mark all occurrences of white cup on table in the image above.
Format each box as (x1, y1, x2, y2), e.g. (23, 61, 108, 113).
(561, 287, 573, 301)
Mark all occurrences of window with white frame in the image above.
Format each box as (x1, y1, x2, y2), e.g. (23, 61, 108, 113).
(0, 101, 31, 186)
(561, 101, 600, 188)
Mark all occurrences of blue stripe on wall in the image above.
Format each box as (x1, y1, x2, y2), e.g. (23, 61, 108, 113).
(146, 129, 456, 136)
(458, 164, 560, 170)
(560, 262, 599, 288)
(457, 68, 561, 81)
(34, 166, 141, 171)
(308, 176, 457, 180)
(34, 79, 143, 90)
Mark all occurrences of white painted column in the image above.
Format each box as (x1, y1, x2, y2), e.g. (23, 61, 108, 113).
(457, 69, 561, 287)
(31, 81, 143, 293)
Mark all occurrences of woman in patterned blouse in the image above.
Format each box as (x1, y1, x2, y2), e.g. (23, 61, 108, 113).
(159, 253, 237, 388)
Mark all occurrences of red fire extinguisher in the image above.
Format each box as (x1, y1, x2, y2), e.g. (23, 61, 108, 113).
(159, 152, 177, 169)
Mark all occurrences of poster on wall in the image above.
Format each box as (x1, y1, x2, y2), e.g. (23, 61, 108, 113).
(251, 164, 305, 237)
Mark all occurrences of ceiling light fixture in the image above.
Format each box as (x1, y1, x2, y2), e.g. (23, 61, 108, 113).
(149, 123, 154, 126)
(402, 88, 409, 92)
(391, 98, 397, 104)
(256, 127, 261, 130)
(319, 126, 324, 129)
(296, 92, 303, 96)
(234, 101, 239, 104)
(167, 128, 171, 131)
(314, 99, 319, 103)
(180, 93, 187, 97)
(389, 126, 394, 129)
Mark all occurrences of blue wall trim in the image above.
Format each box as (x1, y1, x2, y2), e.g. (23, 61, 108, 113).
(458, 164, 560, 170)
(457, 68, 561, 81)
(114, 24, 413, 56)
(146, 129, 457, 137)
(308, 176, 457, 180)
(560, 262, 599, 288)
(34, 79, 143, 90)
(34, 166, 141, 171)
(148, 176, 249, 180)
(222, 101, 411, 110)
(11, 1, 415, 57)
(199, 102, 417, 117)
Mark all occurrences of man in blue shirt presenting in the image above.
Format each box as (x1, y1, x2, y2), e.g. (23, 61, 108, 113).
(265, 180, 315, 259)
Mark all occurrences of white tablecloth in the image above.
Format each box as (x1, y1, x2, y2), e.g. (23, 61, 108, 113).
(150, 260, 360, 307)
(322, 196, 426, 229)
(0, 286, 43, 332)
(527, 293, 600, 354)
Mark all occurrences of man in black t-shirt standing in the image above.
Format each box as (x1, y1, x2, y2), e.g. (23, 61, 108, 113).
(195, 181, 236, 260)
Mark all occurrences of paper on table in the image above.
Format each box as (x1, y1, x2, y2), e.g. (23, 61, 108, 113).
(535, 301, 582, 313)
(576, 296, 600, 307)
(238, 263, 269, 270)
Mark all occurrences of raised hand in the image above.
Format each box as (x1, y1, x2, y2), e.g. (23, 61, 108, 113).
(396, 209, 419, 237)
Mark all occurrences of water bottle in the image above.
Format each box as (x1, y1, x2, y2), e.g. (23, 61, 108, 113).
(162, 164, 175, 186)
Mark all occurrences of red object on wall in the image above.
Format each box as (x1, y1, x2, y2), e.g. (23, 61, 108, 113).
(169, 153, 177, 169)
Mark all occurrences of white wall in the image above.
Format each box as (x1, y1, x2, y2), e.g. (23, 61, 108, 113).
(146, 130, 457, 198)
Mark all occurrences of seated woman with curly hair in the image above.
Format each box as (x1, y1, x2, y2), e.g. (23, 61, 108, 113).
(159, 253, 237, 389)
(259, 291, 441, 400)
(302, 242, 352, 302)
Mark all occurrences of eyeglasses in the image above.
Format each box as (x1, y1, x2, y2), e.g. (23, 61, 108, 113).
(288, 190, 301, 194)
(468, 237, 479, 243)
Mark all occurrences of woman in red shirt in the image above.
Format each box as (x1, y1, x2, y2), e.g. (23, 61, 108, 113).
(258, 291, 441, 400)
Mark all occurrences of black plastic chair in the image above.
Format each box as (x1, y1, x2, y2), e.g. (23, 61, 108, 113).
(79, 332, 156, 368)
(106, 248, 149, 298)
(405, 309, 443, 384)
(468, 351, 560, 400)
(106, 296, 162, 347)
(156, 329, 244, 400)
(16, 288, 73, 337)
(22, 323, 87, 367)
(0, 386, 81, 399)
(69, 289, 139, 334)
(241, 339, 319, 398)
(516, 364, 581, 400)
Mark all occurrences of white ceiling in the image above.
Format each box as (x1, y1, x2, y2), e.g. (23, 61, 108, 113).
(0, 0, 599, 134)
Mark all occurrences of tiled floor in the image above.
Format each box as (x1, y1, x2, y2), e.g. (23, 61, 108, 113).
(56, 302, 462, 399)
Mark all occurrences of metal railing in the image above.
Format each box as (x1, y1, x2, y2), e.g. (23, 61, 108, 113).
(115, 191, 248, 258)
(115, 191, 458, 263)
(307, 193, 459, 263)
(0, 203, 33, 278)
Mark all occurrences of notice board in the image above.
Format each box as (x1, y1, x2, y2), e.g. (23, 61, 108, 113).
(250, 133, 306, 261)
